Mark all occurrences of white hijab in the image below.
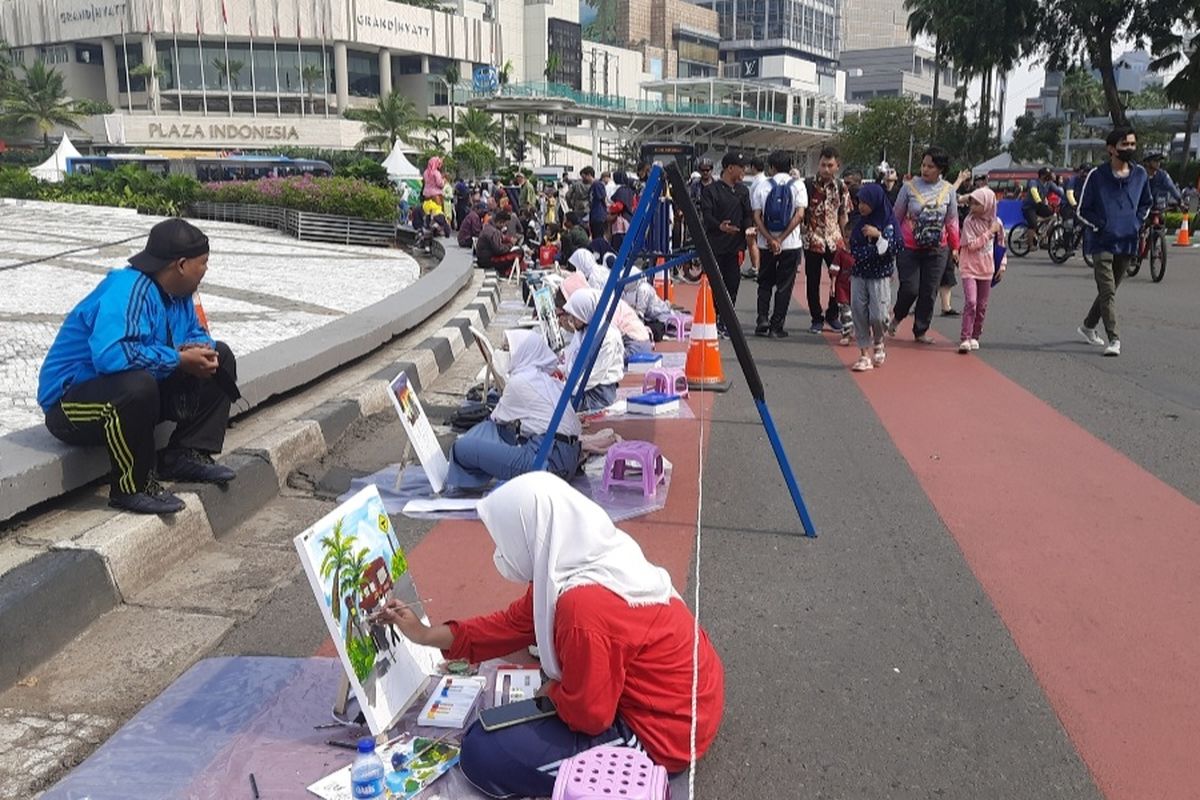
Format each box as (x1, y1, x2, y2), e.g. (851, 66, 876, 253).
(562, 289, 626, 387)
(569, 248, 610, 291)
(477, 472, 676, 680)
(493, 330, 580, 437)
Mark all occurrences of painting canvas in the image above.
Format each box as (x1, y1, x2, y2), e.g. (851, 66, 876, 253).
(294, 485, 442, 734)
(388, 370, 449, 494)
(533, 285, 566, 352)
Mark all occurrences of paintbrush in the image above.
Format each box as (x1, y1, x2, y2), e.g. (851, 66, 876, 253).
(368, 598, 433, 623)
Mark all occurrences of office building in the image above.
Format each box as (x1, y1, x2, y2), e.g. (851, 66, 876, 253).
(841, 45, 956, 106)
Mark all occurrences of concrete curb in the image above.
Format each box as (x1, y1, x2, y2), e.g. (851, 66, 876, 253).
(0, 273, 501, 691)
(0, 238, 473, 524)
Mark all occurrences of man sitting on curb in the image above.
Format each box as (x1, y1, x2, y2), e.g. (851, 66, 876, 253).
(37, 218, 238, 515)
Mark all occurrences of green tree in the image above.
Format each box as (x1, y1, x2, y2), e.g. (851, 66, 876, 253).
(3, 60, 84, 148)
(1059, 67, 1106, 119)
(457, 107, 500, 145)
(498, 60, 514, 86)
(1007, 112, 1064, 163)
(300, 63, 323, 114)
(1144, 8, 1200, 165)
(1126, 84, 1169, 110)
(904, 0, 961, 134)
(340, 546, 373, 639)
(453, 139, 498, 177)
(443, 63, 461, 152)
(212, 58, 245, 90)
(834, 96, 930, 173)
(544, 52, 562, 83)
(421, 114, 452, 150)
(582, 0, 620, 45)
(318, 520, 355, 631)
(355, 91, 422, 150)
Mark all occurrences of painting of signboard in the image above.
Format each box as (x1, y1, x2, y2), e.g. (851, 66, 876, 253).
(294, 485, 441, 734)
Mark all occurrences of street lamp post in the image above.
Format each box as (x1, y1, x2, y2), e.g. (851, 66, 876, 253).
(1063, 110, 1074, 167)
(434, 75, 457, 153)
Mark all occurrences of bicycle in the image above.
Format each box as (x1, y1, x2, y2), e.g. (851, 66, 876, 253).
(1047, 213, 1085, 264)
(1008, 211, 1061, 258)
(1127, 208, 1167, 283)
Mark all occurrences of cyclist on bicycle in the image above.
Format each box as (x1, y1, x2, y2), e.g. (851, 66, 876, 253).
(1143, 153, 1183, 210)
(1059, 163, 1091, 253)
(1021, 167, 1064, 249)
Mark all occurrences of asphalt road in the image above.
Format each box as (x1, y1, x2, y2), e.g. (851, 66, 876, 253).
(37, 244, 1197, 799)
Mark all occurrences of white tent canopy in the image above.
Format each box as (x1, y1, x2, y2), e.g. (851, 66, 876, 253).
(29, 134, 82, 183)
(382, 141, 420, 181)
(972, 152, 1014, 176)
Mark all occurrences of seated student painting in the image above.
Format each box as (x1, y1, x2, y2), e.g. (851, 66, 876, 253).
(474, 209, 522, 276)
(558, 289, 627, 411)
(621, 265, 675, 341)
(36, 219, 238, 515)
(567, 248, 610, 291)
(371, 473, 726, 799)
(558, 275, 654, 359)
(445, 331, 582, 492)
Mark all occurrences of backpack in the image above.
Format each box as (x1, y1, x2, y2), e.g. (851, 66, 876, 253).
(763, 178, 798, 233)
(908, 181, 950, 249)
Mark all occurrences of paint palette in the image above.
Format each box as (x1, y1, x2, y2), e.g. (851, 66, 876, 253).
(416, 675, 486, 729)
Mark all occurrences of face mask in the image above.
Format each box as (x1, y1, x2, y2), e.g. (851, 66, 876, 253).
(1115, 148, 1136, 163)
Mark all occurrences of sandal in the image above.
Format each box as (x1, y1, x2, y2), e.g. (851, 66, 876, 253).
(851, 356, 874, 372)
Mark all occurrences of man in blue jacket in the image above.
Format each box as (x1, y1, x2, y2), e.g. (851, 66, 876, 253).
(37, 219, 237, 514)
(1076, 127, 1152, 358)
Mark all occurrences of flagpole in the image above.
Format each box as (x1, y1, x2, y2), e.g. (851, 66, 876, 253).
(173, 0, 183, 114)
(145, 1, 157, 114)
(295, 0, 304, 118)
(318, 0, 328, 118)
(221, 1, 232, 115)
(272, 0, 282, 116)
(120, 10, 134, 114)
(249, 0, 258, 117)
(197, 3, 209, 115)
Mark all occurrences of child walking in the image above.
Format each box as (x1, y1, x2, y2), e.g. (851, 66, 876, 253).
(847, 184, 899, 371)
(957, 187, 1007, 353)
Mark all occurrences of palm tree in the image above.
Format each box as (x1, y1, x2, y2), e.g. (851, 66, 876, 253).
(457, 107, 500, 145)
(212, 58, 245, 90)
(128, 61, 159, 113)
(300, 63, 323, 114)
(904, 0, 956, 135)
(1059, 67, 1106, 122)
(355, 91, 421, 150)
(422, 114, 451, 150)
(340, 547, 372, 647)
(443, 63, 461, 152)
(544, 52, 562, 84)
(4, 60, 84, 148)
(1149, 19, 1200, 167)
(318, 519, 355, 631)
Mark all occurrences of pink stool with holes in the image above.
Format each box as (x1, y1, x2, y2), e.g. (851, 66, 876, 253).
(663, 311, 692, 341)
(551, 745, 670, 800)
(641, 366, 688, 398)
(601, 441, 666, 498)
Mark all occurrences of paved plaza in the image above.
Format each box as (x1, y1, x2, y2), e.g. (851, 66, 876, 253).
(0, 201, 419, 435)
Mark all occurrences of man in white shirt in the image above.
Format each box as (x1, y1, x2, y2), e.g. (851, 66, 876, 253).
(743, 155, 767, 279)
(751, 151, 807, 338)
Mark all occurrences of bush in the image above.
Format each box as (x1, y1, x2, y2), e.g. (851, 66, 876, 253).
(0, 166, 43, 199)
(338, 157, 391, 187)
(0, 163, 201, 215)
(199, 174, 396, 221)
(1162, 211, 1199, 232)
(73, 98, 115, 115)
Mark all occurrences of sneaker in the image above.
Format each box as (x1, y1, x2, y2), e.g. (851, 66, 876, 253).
(754, 316, 771, 337)
(158, 448, 237, 484)
(969, 339, 980, 351)
(915, 333, 936, 344)
(808, 321, 824, 335)
(741, 267, 758, 280)
(717, 326, 732, 340)
(887, 318, 898, 337)
(828, 318, 844, 332)
(1077, 325, 1105, 346)
(941, 308, 960, 317)
(1104, 339, 1121, 357)
(109, 478, 186, 515)
(958, 340, 972, 353)
(769, 327, 789, 339)
(839, 332, 853, 347)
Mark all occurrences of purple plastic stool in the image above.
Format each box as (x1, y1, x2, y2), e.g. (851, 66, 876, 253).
(601, 440, 666, 498)
(641, 366, 688, 398)
(551, 745, 670, 800)
(664, 311, 692, 341)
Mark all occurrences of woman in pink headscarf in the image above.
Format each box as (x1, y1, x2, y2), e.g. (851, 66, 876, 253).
(955, 186, 1007, 354)
(423, 156, 446, 200)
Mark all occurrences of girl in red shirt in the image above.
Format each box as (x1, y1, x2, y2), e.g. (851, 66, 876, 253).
(373, 472, 725, 798)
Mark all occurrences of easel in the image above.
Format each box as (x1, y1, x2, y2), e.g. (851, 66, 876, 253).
(530, 163, 818, 537)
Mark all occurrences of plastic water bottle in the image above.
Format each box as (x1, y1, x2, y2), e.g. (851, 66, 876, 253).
(350, 737, 386, 799)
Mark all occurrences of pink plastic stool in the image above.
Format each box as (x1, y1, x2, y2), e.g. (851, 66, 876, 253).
(664, 311, 692, 341)
(641, 366, 688, 398)
(551, 745, 670, 800)
(601, 441, 666, 498)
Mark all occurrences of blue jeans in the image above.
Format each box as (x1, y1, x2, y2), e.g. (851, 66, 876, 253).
(579, 382, 618, 412)
(459, 715, 644, 798)
(446, 420, 581, 491)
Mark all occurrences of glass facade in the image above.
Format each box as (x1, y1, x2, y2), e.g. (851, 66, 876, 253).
(700, 0, 839, 62)
(157, 42, 328, 95)
(547, 18, 582, 90)
(347, 48, 379, 96)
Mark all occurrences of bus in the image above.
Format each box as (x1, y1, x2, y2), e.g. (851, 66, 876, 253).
(63, 154, 333, 182)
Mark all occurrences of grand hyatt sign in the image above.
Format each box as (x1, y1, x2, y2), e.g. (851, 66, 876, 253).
(147, 122, 301, 141)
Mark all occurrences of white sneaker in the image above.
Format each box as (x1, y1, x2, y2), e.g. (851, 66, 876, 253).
(1104, 339, 1121, 357)
(970, 339, 980, 350)
(1078, 325, 1105, 346)
(958, 340, 971, 353)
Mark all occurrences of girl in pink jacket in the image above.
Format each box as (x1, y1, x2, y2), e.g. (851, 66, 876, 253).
(957, 187, 1007, 353)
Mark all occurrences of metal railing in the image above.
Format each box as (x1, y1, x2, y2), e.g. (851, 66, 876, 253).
(188, 201, 395, 247)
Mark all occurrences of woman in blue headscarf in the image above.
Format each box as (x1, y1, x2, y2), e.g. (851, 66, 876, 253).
(847, 183, 899, 372)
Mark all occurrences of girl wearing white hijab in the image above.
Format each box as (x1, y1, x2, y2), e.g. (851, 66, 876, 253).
(621, 265, 675, 336)
(568, 248, 611, 291)
(372, 473, 726, 798)
(560, 288, 626, 411)
(445, 330, 582, 492)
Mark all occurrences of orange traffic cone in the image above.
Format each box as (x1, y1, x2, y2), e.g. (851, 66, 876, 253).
(685, 276, 731, 392)
(1175, 214, 1192, 247)
(193, 291, 210, 332)
(654, 267, 676, 304)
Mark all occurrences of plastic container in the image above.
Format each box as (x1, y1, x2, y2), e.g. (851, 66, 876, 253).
(350, 737, 386, 799)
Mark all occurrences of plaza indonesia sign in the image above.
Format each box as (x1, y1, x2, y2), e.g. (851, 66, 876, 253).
(147, 122, 301, 142)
